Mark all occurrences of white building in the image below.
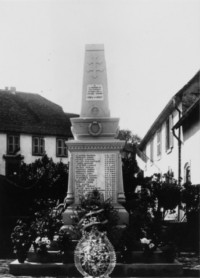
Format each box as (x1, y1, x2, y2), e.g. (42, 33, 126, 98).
(138, 71, 200, 185)
(0, 88, 78, 177)
(173, 98, 200, 185)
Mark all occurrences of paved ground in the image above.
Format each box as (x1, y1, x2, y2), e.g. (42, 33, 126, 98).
(0, 253, 199, 278)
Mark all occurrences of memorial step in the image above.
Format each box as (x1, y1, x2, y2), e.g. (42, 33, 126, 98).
(10, 260, 183, 277)
(27, 250, 173, 264)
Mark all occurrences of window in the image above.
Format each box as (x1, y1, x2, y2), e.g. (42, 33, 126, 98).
(56, 138, 68, 157)
(184, 163, 191, 183)
(150, 139, 154, 162)
(32, 136, 45, 155)
(157, 129, 162, 157)
(7, 135, 20, 154)
(165, 115, 173, 151)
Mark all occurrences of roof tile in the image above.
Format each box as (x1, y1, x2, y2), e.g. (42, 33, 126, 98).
(0, 90, 78, 136)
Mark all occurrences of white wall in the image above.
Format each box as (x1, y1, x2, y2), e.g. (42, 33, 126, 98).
(22, 134, 69, 164)
(0, 133, 7, 175)
(143, 108, 180, 179)
(0, 133, 69, 175)
(182, 121, 200, 184)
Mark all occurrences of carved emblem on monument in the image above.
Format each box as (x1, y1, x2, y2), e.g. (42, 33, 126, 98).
(88, 121, 102, 136)
(91, 106, 100, 116)
(87, 56, 104, 78)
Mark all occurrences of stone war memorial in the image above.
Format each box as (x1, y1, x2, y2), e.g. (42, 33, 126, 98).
(63, 44, 128, 225)
(9, 44, 183, 277)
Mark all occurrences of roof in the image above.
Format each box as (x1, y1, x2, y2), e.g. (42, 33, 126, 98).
(173, 97, 200, 129)
(139, 70, 200, 150)
(0, 89, 79, 136)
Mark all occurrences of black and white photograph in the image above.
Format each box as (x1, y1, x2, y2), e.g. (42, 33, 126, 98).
(0, 0, 199, 277)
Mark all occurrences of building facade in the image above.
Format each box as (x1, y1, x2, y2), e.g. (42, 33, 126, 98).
(0, 88, 78, 177)
(173, 98, 200, 185)
(139, 71, 200, 185)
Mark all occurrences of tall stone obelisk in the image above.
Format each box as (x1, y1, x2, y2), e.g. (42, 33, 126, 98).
(63, 44, 128, 224)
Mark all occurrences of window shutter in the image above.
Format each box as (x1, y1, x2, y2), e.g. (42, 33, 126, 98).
(150, 139, 154, 162)
(170, 115, 174, 148)
(157, 129, 162, 157)
(165, 120, 168, 151)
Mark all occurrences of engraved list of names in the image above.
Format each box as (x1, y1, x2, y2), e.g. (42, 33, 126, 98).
(74, 152, 116, 202)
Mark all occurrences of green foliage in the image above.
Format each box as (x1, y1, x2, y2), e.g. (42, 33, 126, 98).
(152, 173, 182, 212)
(126, 186, 157, 243)
(124, 172, 183, 252)
(34, 236, 51, 255)
(11, 220, 32, 256)
(122, 149, 140, 199)
(116, 129, 141, 145)
(117, 129, 141, 199)
(64, 189, 120, 249)
(182, 182, 200, 213)
(57, 228, 72, 253)
(30, 198, 63, 241)
(11, 198, 64, 259)
(16, 155, 69, 202)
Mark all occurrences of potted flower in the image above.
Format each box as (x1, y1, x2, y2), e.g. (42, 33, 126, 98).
(33, 236, 51, 262)
(57, 228, 73, 263)
(11, 220, 32, 263)
(160, 241, 177, 263)
(140, 237, 156, 262)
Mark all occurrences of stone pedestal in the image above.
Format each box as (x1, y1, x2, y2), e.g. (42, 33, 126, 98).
(63, 139, 128, 225)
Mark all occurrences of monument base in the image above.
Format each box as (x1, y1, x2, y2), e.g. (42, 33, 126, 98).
(9, 260, 183, 277)
(62, 204, 77, 225)
(113, 203, 129, 225)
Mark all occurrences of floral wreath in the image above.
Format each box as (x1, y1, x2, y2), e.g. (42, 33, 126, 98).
(74, 209, 116, 277)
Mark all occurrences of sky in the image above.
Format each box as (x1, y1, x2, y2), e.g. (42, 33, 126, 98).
(0, 0, 199, 138)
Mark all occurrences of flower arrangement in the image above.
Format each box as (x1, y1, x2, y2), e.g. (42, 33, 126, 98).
(30, 198, 63, 241)
(71, 190, 117, 277)
(75, 227, 116, 277)
(57, 228, 73, 252)
(78, 209, 108, 231)
(34, 236, 51, 255)
(160, 241, 177, 262)
(11, 198, 64, 263)
(68, 189, 119, 244)
(11, 189, 118, 266)
(11, 220, 32, 262)
(140, 237, 156, 255)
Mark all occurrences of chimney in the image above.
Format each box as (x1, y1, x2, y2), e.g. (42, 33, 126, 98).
(10, 87, 16, 94)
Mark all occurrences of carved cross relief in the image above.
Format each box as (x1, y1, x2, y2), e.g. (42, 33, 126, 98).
(87, 55, 104, 79)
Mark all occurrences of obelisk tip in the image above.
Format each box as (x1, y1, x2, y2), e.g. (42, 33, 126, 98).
(85, 44, 104, 51)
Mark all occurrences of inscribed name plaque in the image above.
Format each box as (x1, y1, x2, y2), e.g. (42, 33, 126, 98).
(74, 152, 117, 203)
(86, 84, 103, 101)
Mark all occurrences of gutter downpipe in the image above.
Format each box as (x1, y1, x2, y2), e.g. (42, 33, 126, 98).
(172, 98, 182, 221)
(172, 98, 182, 186)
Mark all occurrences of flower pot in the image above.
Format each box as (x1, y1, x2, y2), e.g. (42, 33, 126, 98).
(71, 240, 78, 250)
(163, 251, 175, 263)
(62, 251, 74, 264)
(36, 252, 50, 263)
(17, 252, 27, 263)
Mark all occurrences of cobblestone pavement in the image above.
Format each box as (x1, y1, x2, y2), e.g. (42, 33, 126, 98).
(178, 252, 200, 269)
(0, 259, 54, 278)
